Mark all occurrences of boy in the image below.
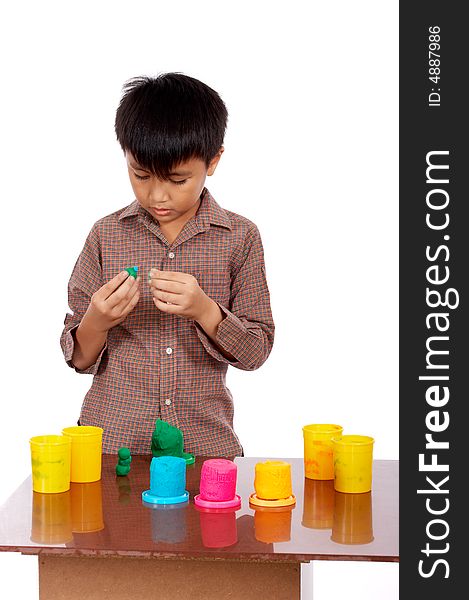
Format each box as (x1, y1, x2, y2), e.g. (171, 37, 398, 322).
(60, 73, 274, 457)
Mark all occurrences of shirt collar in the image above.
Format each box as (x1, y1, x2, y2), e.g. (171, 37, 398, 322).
(196, 188, 232, 231)
(118, 200, 142, 220)
(118, 187, 232, 231)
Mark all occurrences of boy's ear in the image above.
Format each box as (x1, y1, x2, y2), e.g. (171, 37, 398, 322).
(207, 146, 224, 176)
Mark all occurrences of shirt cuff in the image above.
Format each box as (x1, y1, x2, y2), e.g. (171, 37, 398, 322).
(194, 305, 257, 367)
(61, 324, 107, 375)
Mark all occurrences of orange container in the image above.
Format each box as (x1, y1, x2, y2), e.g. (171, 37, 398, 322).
(302, 424, 343, 480)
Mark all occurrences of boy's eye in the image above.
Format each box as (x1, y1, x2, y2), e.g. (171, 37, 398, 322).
(133, 172, 150, 181)
(133, 172, 187, 185)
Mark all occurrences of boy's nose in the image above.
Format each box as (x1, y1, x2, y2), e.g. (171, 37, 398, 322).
(149, 183, 170, 205)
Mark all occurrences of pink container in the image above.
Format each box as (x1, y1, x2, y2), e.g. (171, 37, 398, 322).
(194, 459, 241, 509)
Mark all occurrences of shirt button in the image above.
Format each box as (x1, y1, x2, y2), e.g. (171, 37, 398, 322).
(168, 252, 175, 259)
(165, 398, 172, 406)
(166, 347, 173, 355)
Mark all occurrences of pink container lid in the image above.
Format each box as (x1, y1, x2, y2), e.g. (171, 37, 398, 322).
(194, 493, 241, 510)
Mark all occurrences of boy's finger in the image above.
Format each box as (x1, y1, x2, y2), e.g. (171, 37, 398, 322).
(106, 273, 136, 307)
(154, 289, 181, 305)
(119, 277, 140, 304)
(152, 270, 189, 283)
(152, 279, 183, 294)
(153, 297, 180, 314)
(100, 271, 130, 300)
(122, 288, 141, 315)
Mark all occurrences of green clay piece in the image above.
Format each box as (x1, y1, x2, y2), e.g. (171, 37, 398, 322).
(182, 452, 195, 465)
(151, 419, 184, 457)
(151, 419, 195, 465)
(125, 266, 139, 278)
(116, 447, 132, 476)
(118, 447, 131, 460)
(116, 464, 130, 477)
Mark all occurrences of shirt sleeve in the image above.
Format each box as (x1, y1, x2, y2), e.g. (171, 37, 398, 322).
(60, 223, 107, 375)
(195, 224, 275, 371)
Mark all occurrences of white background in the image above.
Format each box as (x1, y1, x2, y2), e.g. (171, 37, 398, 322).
(0, 1, 398, 598)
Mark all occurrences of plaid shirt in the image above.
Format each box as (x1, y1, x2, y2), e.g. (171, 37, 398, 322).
(60, 188, 274, 456)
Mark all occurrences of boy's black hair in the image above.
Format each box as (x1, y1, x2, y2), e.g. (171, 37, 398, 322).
(114, 72, 228, 180)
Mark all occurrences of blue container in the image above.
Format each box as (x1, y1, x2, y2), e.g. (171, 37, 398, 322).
(142, 456, 189, 505)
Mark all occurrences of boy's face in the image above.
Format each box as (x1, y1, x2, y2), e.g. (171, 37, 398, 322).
(125, 150, 222, 230)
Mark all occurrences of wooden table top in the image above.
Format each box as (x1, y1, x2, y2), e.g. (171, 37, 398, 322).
(0, 455, 398, 563)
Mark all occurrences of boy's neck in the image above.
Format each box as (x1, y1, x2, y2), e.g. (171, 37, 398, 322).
(159, 223, 180, 245)
(157, 197, 202, 245)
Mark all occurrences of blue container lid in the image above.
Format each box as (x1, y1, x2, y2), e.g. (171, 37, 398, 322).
(142, 489, 189, 505)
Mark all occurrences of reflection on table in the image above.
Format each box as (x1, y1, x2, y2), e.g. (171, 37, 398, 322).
(31, 481, 104, 545)
(0, 456, 397, 563)
(302, 477, 374, 545)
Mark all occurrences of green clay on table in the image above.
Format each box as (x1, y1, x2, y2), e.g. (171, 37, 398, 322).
(118, 447, 131, 460)
(116, 464, 131, 477)
(151, 419, 184, 457)
(151, 419, 195, 464)
(125, 266, 139, 278)
(182, 452, 195, 465)
(116, 447, 132, 476)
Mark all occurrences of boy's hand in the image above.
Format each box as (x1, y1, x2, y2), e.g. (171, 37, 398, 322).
(82, 271, 141, 333)
(149, 269, 216, 322)
(149, 269, 234, 359)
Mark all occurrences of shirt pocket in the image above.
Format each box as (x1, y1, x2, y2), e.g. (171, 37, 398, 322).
(196, 270, 231, 308)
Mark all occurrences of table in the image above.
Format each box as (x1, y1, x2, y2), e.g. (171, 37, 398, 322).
(0, 456, 398, 599)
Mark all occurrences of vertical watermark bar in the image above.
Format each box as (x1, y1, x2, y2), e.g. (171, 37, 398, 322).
(400, 1, 465, 596)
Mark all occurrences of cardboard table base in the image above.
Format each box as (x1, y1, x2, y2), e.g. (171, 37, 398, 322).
(38, 553, 301, 600)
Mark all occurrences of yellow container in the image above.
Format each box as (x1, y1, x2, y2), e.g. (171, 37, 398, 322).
(62, 426, 103, 483)
(332, 435, 374, 493)
(30, 435, 71, 494)
(302, 424, 343, 480)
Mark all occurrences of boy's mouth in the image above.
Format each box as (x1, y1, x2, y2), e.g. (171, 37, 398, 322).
(151, 207, 172, 216)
